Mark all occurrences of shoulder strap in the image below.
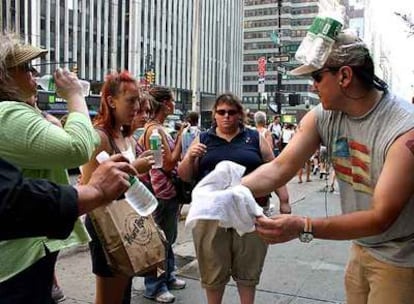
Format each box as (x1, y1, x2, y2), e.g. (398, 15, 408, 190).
(95, 127, 122, 154)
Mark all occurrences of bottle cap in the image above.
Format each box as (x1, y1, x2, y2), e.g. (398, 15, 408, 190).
(96, 151, 110, 164)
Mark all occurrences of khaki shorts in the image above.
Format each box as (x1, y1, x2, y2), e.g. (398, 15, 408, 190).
(345, 243, 414, 304)
(192, 220, 268, 289)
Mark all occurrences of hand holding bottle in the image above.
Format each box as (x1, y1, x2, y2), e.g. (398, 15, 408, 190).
(96, 151, 158, 216)
(135, 150, 155, 174)
(53, 68, 89, 100)
(52, 68, 90, 116)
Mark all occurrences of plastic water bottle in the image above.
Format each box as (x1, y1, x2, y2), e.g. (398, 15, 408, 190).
(307, 16, 343, 69)
(95, 151, 158, 216)
(149, 129, 163, 169)
(295, 16, 325, 64)
(181, 126, 199, 157)
(35, 75, 90, 97)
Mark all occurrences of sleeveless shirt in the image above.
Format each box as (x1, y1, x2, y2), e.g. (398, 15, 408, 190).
(315, 91, 414, 266)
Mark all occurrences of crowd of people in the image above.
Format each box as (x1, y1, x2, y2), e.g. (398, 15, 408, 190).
(1, 25, 414, 304)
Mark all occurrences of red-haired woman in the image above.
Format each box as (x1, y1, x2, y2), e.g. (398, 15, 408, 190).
(80, 71, 154, 304)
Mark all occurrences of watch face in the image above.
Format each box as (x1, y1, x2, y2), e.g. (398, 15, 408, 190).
(299, 232, 313, 243)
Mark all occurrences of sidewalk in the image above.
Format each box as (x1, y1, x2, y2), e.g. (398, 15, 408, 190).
(56, 175, 348, 303)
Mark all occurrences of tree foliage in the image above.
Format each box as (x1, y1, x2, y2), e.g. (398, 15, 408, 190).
(394, 12, 414, 37)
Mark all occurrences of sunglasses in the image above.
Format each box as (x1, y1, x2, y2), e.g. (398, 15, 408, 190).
(16, 62, 39, 75)
(311, 67, 339, 83)
(216, 109, 238, 116)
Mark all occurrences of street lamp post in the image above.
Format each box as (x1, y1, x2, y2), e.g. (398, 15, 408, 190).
(276, 0, 282, 114)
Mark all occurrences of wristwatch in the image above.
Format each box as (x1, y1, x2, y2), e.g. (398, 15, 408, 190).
(299, 216, 314, 243)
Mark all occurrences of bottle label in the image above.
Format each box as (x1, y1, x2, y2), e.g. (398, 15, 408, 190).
(308, 17, 325, 35)
(48, 78, 56, 91)
(129, 176, 137, 186)
(319, 18, 342, 40)
(150, 138, 160, 150)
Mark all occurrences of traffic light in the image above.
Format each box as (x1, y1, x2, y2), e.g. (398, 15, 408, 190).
(288, 94, 300, 106)
(150, 72, 156, 84)
(145, 72, 151, 83)
(71, 64, 78, 75)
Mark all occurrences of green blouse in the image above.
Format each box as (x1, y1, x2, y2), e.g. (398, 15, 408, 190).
(0, 101, 100, 282)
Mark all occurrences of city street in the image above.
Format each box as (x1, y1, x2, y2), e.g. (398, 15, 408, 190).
(56, 176, 349, 304)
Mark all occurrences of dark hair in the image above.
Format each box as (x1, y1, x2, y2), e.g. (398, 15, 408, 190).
(340, 52, 387, 92)
(351, 55, 387, 91)
(211, 93, 246, 123)
(186, 111, 199, 126)
(148, 85, 173, 117)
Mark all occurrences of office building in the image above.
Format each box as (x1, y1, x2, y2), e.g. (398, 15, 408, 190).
(243, 0, 320, 113)
(0, 0, 243, 120)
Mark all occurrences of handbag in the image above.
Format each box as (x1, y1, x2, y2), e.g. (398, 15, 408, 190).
(89, 199, 166, 276)
(170, 174, 195, 205)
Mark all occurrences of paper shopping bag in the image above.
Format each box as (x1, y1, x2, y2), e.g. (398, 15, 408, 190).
(89, 199, 166, 276)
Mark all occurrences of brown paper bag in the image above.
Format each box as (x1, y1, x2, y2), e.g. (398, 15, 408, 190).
(89, 199, 166, 276)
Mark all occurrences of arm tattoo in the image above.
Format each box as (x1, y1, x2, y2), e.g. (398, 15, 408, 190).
(405, 139, 414, 156)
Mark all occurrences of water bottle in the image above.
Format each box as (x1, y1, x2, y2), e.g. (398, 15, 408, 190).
(35, 75, 90, 97)
(96, 151, 158, 216)
(295, 16, 326, 64)
(181, 127, 193, 157)
(306, 16, 343, 69)
(149, 129, 163, 169)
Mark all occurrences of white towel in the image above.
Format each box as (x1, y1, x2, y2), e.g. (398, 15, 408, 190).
(185, 160, 263, 236)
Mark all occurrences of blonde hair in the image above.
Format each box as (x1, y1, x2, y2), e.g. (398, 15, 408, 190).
(0, 32, 23, 100)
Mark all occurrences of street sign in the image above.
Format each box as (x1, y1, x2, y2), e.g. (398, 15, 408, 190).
(268, 54, 290, 63)
(258, 77, 265, 93)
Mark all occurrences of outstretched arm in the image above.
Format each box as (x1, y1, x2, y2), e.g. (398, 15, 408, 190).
(242, 110, 321, 197)
(256, 129, 414, 243)
(0, 155, 136, 241)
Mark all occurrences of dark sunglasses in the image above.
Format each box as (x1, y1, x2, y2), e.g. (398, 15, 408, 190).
(216, 109, 238, 116)
(311, 67, 339, 82)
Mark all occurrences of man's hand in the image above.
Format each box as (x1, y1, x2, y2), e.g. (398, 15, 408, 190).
(76, 154, 138, 215)
(255, 215, 305, 244)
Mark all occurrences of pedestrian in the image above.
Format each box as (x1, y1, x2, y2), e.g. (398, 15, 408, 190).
(133, 90, 154, 190)
(268, 114, 282, 156)
(178, 93, 283, 304)
(140, 85, 187, 303)
(243, 30, 414, 304)
(253, 111, 291, 214)
(0, 31, 99, 304)
(181, 111, 200, 158)
(280, 123, 294, 150)
(80, 71, 155, 304)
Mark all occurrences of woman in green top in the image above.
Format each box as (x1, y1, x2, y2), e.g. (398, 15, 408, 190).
(0, 32, 100, 304)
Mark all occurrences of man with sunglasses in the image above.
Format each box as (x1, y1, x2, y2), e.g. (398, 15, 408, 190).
(243, 30, 414, 303)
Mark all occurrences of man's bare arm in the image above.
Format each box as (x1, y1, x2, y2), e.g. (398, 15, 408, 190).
(242, 110, 321, 197)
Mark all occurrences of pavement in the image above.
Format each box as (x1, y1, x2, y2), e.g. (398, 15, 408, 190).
(56, 175, 349, 304)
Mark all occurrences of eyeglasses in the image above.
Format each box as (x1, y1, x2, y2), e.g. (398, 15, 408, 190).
(19, 62, 33, 72)
(216, 109, 238, 116)
(17, 62, 38, 74)
(311, 67, 339, 83)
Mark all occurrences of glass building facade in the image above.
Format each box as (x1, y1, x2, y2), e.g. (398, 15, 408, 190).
(1, 0, 243, 115)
